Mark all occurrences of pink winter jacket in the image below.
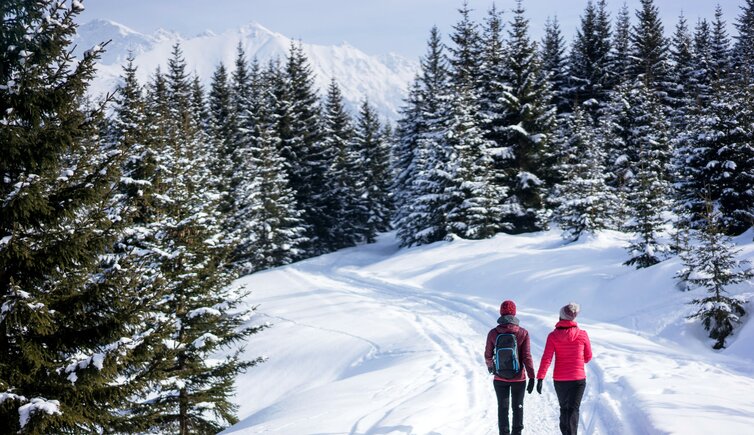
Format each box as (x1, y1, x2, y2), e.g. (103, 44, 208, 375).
(536, 320, 592, 381)
(484, 320, 536, 382)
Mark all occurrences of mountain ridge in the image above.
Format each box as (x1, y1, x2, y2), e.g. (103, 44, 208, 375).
(74, 19, 419, 122)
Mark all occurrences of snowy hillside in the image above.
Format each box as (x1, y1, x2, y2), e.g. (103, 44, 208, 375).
(73, 20, 418, 121)
(224, 230, 754, 434)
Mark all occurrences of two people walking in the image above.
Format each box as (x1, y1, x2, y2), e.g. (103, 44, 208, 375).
(485, 300, 592, 435)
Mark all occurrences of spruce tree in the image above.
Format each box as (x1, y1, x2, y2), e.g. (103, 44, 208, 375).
(680, 201, 751, 349)
(124, 44, 266, 434)
(231, 44, 252, 142)
(733, 0, 754, 79)
(710, 5, 732, 86)
(477, 5, 519, 215)
(668, 14, 694, 128)
(352, 99, 393, 243)
(553, 108, 617, 241)
(396, 27, 453, 246)
(541, 16, 569, 114)
(109, 50, 186, 435)
(112, 55, 156, 224)
(208, 62, 236, 182)
(540, 15, 571, 196)
(321, 78, 361, 249)
(284, 42, 332, 255)
(691, 18, 713, 106)
(190, 75, 211, 134)
(499, 1, 556, 232)
(674, 20, 721, 232)
(220, 44, 254, 225)
(595, 80, 632, 226)
(230, 56, 278, 269)
(0, 1, 159, 431)
(714, 80, 754, 234)
(392, 78, 424, 227)
(671, 17, 720, 231)
(447, 0, 483, 90)
(630, 0, 671, 100)
(623, 82, 672, 268)
(444, 86, 503, 240)
(568, 0, 612, 113)
(609, 3, 632, 85)
(240, 115, 307, 271)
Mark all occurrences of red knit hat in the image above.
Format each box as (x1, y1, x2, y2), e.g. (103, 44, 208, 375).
(499, 300, 516, 316)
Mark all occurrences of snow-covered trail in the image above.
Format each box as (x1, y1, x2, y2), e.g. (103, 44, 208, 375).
(224, 232, 754, 434)
(224, 237, 625, 434)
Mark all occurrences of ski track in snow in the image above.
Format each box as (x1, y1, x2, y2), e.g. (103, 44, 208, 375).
(331, 270, 494, 435)
(225, 233, 754, 435)
(334, 269, 644, 435)
(227, 261, 637, 433)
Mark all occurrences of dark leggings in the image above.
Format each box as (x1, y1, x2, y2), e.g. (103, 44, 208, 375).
(493, 380, 526, 435)
(554, 380, 586, 435)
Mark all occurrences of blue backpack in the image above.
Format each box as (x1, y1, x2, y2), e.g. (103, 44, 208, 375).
(493, 333, 520, 379)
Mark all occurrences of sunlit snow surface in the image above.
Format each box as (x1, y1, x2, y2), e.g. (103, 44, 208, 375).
(224, 229, 754, 434)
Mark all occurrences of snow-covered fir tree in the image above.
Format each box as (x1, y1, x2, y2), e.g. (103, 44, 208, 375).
(284, 42, 335, 256)
(228, 55, 282, 270)
(396, 27, 453, 246)
(715, 79, 754, 235)
(630, 0, 672, 103)
(623, 82, 673, 268)
(108, 56, 202, 433)
(540, 15, 572, 194)
(321, 78, 362, 249)
(541, 16, 570, 114)
(391, 79, 424, 227)
(499, 0, 556, 232)
(352, 99, 394, 243)
(447, 0, 483, 90)
(239, 114, 307, 272)
(567, 0, 612, 115)
(733, 0, 754, 79)
(444, 86, 504, 240)
(126, 44, 265, 434)
(208, 62, 236, 185)
(668, 14, 694, 129)
(691, 18, 713, 106)
(477, 5, 518, 214)
(553, 107, 617, 241)
(609, 3, 632, 85)
(0, 2, 161, 431)
(710, 5, 733, 85)
(679, 201, 751, 349)
(596, 79, 632, 222)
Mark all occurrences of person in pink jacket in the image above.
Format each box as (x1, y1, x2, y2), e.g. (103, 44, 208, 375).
(536, 302, 592, 435)
(484, 300, 536, 435)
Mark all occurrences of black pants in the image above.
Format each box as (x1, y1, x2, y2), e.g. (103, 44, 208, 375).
(553, 380, 586, 435)
(493, 380, 526, 435)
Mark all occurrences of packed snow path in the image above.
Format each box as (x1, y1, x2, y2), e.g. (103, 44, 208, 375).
(224, 232, 754, 434)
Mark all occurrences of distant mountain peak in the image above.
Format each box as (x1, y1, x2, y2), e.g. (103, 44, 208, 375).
(75, 19, 419, 121)
(152, 28, 183, 42)
(79, 18, 143, 37)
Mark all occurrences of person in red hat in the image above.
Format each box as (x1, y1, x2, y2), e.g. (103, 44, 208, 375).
(484, 300, 536, 435)
(535, 302, 592, 435)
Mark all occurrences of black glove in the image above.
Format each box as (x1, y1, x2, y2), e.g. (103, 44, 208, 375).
(527, 378, 535, 394)
(488, 366, 495, 374)
(536, 379, 543, 394)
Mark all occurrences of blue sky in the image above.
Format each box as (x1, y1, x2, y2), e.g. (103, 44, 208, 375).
(78, 0, 745, 58)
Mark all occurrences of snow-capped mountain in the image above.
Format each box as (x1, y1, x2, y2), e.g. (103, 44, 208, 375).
(74, 19, 419, 122)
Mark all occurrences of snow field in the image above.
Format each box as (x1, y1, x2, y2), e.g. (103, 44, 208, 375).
(224, 230, 754, 434)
